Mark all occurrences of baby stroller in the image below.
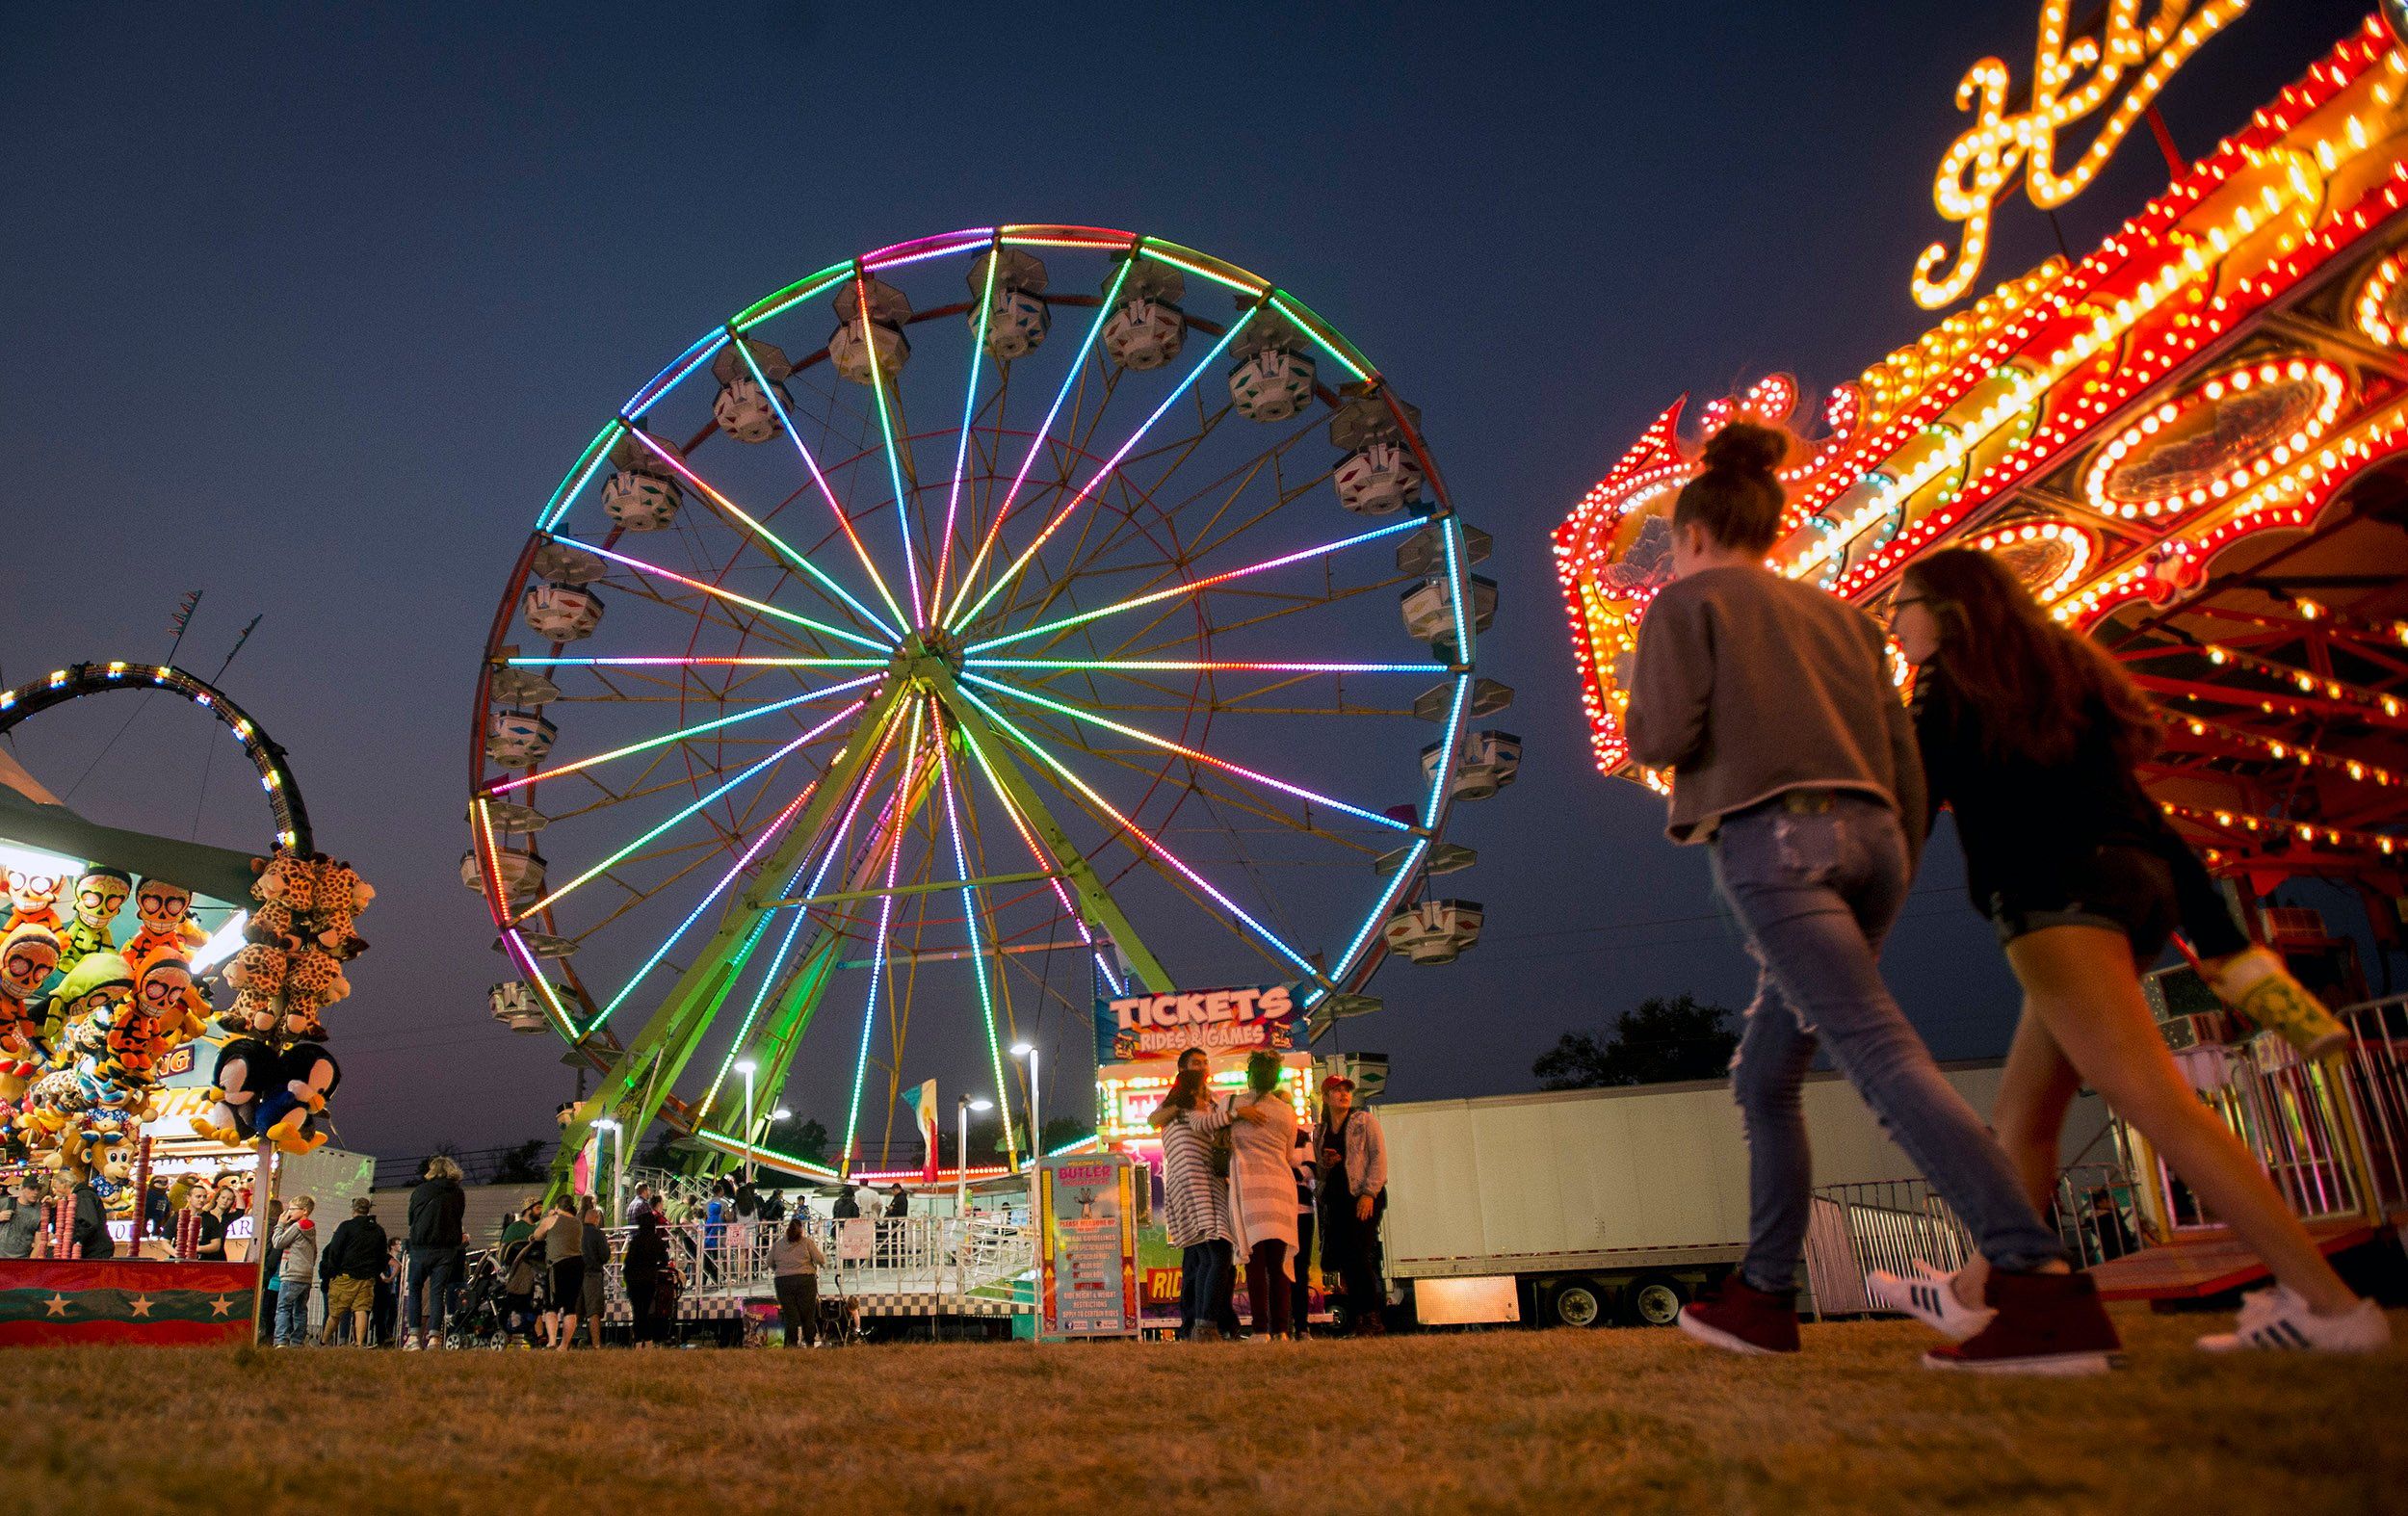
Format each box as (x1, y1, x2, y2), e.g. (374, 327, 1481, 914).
(446, 1250, 510, 1349)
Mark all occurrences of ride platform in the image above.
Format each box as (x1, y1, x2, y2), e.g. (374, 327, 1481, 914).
(2088, 1214, 2406, 1301)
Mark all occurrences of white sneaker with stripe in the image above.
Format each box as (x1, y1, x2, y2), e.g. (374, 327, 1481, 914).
(2195, 1286, 2391, 1353)
(1867, 1261, 1994, 1342)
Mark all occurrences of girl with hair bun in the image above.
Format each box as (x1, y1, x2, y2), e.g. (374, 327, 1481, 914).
(1878, 548, 2387, 1354)
(1629, 422, 2117, 1374)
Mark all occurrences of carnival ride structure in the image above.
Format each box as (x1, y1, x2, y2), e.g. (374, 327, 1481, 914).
(466, 226, 1510, 1190)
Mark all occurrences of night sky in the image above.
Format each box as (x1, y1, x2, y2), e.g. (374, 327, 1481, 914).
(0, 1, 2373, 1159)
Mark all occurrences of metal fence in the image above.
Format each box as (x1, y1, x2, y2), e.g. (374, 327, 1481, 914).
(597, 1215, 1034, 1307)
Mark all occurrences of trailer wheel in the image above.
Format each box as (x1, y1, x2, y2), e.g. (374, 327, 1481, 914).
(1624, 1274, 1687, 1327)
(1544, 1279, 1606, 1328)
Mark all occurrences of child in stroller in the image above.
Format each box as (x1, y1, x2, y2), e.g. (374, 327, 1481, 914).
(446, 1249, 515, 1349)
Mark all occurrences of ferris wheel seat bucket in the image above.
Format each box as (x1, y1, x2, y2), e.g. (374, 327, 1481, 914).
(462, 848, 546, 899)
(483, 708, 558, 767)
(1396, 523, 1490, 577)
(1400, 575, 1498, 644)
(531, 540, 609, 586)
(973, 287, 1052, 359)
(602, 469, 683, 532)
(470, 798, 549, 836)
(1228, 349, 1318, 423)
(1334, 442, 1424, 514)
(712, 378, 784, 443)
(523, 582, 605, 642)
(1413, 677, 1514, 723)
(1103, 299, 1184, 370)
(1376, 840, 1478, 876)
(1383, 899, 1484, 963)
(1328, 392, 1420, 452)
(828, 321, 911, 385)
(711, 337, 791, 385)
(1421, 730, 1522, 799)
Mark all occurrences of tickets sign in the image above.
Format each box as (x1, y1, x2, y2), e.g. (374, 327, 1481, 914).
(1094, 983, 1301, 1064)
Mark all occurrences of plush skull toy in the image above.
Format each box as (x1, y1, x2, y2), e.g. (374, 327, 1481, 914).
(59, 868, 131, 975)
(0, 923, 61, 1095)
(123, 877, 208, 969)
(3, 867, 66, 936)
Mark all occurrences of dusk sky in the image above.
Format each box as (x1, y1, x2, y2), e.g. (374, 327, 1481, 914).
(0, 1, 2373, 1160)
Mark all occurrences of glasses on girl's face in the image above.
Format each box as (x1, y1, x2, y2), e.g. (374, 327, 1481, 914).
(1885, 595, 1931, 623)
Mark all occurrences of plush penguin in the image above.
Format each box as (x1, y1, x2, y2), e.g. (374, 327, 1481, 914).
(191, 1036, 275, 1145)
(259, 1043, 340, 1155)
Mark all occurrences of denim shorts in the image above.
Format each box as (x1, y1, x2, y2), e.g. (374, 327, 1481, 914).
(1987, 844, 2178, 961)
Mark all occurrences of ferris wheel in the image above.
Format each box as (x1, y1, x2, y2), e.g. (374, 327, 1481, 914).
(465, 225, 1512, 1179)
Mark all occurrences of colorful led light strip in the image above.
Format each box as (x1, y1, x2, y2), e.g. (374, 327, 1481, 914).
(933, 248, 1002, 626)
(624, 424, 903, 642)
(962, 516, 1424, 656)
(510, 657, 886, 668)
(960, 672, 1412, 831)
(733, 339, 915, 636)
(731, 262, 854, 333)
(695, 852, 816, 1135)
(861, 227, 997, 274)
(852, 269, 926, 629)
(510, 700, 866, 924)
(940, 260, 1135, 631)
(954, 685, 1322, 983)
(537, 424, 620, 533)
(937, 721, 1017, 1171)
(554, 536, 892, 655)
(953, 712, 1121, 994)
(840, 701, 926, 1174)
(965, 658, 1447, 675)
(482, 674, 880, 796)
(625, 327, 730, 422)
(951, 315, 1252, 636)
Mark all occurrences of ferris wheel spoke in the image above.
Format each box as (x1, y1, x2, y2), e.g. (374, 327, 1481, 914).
(941, 260, 1135, 631)
(508, 698, 870, 925)
(930, 250, 1002, 628)
(622, 424, 903, 644)
(552, 536, 893, 655)
(964, 516, 1426, 659)
(952, 683, 1325, 985)
(937, 731, 1019, 1169)
(839, 699, 930, 1174)
(735, 338, 916, 637)
(951, 318, 1247, 639)
(971, 656, 1443, 676)
(481, 673, 880, 797)
(959, 672, 1411, 835)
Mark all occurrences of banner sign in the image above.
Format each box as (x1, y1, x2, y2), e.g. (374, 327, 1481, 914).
(1094, 983, 1301, 1064)
(1036, 1154, 1139, 1340)
(0, 1259, 259, 1346)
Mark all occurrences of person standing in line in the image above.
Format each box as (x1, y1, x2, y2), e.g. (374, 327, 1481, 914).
(318, 1196, 386, 1346)
(530, 1195, 586, 1351)
(770, 1214, 827, 1347)
(271, 1195, 319, 1347)
(0, 1177, 41, 1259)
(1871, 549, 2389, 1356)
(703, 1178, 732, 1283)
(1627, 421, 2111, 1373)
(580, 1198, 612, 1348)
(886, 1184, 908, 1219)
(1151, 1055, 1267, 1340)
(1228, 1052, 1300, 1342)
(68, 1170, 114, 1260)
(1314, 1077, 1388, 1337)
(404, 1155, 467, 1350)
(373, 1238, 403, 1346)
(498, 1202, 544, 1348)
(1289, 1102, 1317, 1339)
(831, 1184, 859, 1219)
(621, 1206, 671, 1348)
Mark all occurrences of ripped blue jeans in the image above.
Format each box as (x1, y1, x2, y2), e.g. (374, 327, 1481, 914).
(1709, 793, 2066, 1291)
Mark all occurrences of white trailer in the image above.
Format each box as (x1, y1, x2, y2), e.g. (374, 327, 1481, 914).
(1377, 1059, 2107, 1328)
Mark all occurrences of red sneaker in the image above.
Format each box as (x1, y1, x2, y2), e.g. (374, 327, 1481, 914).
(1923, 1269, 2123, 1375)
(1678, 1276, 1800, 1355)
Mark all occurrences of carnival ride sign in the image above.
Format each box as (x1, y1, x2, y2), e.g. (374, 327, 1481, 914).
(1915, 0, 2252, 307)
(1036, 1154, 1139, 1340)
(1093, 982, 1301, 1064)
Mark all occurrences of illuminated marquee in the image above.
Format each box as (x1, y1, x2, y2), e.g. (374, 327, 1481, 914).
(1094, 982, 1299, 1063)
(1557, 14, 2408, 884)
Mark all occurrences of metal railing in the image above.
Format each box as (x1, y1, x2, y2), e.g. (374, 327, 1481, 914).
(596, 1215, 1034, 1308)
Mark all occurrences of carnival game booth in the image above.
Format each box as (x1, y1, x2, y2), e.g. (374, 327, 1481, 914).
(1555, 5, 2408, 1302)
(0, 663, 373, 1344)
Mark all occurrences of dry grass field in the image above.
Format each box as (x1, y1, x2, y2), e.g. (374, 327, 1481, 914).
(4, 1307, 2402, 1513)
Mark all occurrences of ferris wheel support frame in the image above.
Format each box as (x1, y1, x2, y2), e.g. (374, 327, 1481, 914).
(548, 651, 1217, 1188)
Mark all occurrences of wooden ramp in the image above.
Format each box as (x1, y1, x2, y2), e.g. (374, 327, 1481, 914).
(2089, 1215, 2404, 1301)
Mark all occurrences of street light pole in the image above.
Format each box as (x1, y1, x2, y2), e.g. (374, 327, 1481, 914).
(956, 1095, 993, 1219)
(736, 1059, 758, 1185)
(1011, 1042, 1040, 1172)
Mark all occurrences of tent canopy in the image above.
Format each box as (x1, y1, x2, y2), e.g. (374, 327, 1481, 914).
(0, 774, 262, 905)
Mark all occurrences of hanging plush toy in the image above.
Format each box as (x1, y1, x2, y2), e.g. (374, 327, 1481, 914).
(0, 924, 62, 1097)
(259, 1043, 340, 1155)
(132, 954, 209, 1052)
(306, 856, 373, 957)
(279, 948, 344, 1041)
(58, 868, 131, 975)
(122, 877, 208, 970)
(245, 852, 314, 953)
(191, 1036, 274, 1144)
(219, 942, 287, 1034)
(3, 867, 66, 937)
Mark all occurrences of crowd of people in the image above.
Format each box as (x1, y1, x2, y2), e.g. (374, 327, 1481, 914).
(1625, 420, 2392, 1369)
(1150, 1046, 1387, 1341)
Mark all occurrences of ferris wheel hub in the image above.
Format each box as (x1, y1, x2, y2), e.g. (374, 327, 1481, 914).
(893, 629, 964, 689)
